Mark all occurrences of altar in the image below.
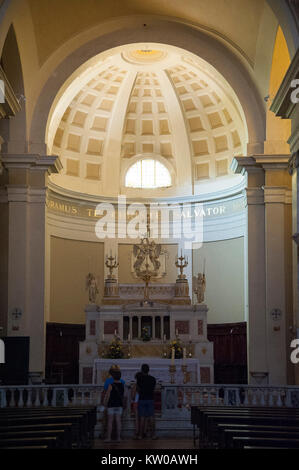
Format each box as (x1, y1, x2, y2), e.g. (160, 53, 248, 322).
(79, 233, 214, 385)
(92, 358, 201, 385)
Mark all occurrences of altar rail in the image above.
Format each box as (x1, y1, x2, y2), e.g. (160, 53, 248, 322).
(1, 384, 299, 410)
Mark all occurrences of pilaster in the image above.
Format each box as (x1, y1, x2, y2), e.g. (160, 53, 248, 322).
(0, 154, 61, 378)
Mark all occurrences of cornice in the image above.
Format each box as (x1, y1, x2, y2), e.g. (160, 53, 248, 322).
(0, 65, 21, 118)
(270, 48, 299, 119)
(47, 178, 246, 206)
(1, 154, 62, 174)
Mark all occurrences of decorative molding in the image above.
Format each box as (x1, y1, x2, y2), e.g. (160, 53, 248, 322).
(270, 48, 299, 119)
(246, 187, 265, 205)
(263, 187, 292, 204)
(292, 232, 299, 245)
(288, 151, 299, 175)
(1, 154, 62, 174)
(0, 65, 21, 118)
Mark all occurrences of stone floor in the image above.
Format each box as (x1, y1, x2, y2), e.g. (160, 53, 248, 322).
(94, 438, 194, 449)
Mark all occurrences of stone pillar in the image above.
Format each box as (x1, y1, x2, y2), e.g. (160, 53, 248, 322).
(270, 49, 299, 384)
(161, 315, 164, 340)
(129, 315, 133, 340)
(232, 155, 293, 384)
(152, 316, 156, 340)
(0, 154, 61, 379)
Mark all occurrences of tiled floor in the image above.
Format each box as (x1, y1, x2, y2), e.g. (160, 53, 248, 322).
(94, 438, 194, 449)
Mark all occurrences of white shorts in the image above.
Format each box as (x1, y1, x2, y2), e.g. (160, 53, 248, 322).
(107, 407, 123, 416)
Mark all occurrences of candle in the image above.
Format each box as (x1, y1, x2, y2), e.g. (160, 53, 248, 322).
(171, 347, 175, 365)
(163, 334, 166, 342)
(128, 333, 130, 342)
(102, 333, 105, 342)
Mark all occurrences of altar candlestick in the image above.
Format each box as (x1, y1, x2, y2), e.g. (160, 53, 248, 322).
(171, 347, 175, 365)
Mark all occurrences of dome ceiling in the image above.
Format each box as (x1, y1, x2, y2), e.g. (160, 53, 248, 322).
(48, 44, 247, 198)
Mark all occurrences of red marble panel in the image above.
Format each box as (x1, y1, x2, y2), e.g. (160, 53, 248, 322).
(198, 320, 203, 335)
(82, 367, 93, 384)
(89, 320, 96, 336)
(104, 321, 119, 335)
(175, 320, 189, 335)
(200, 367, 211, 384)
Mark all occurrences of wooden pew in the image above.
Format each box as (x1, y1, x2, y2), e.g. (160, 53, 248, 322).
(216, 423, 299, 448)
(232, 436, 299, 449)
(0, 406, 96, 446)
(222, 429, 299, 449)
(0, 414, 84, 448)
(191, 406, 299, 448)
(0, 429, 71, 449)
(0, 436, 59, 448)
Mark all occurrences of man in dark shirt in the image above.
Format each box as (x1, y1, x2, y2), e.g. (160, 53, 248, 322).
(136, 363, 157, 439)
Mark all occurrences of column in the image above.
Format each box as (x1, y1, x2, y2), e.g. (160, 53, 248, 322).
(270, 49, 299, 384)
(152, 316, 156, 340)
(1, 154, 61, 378)
(138, 316, 141, 338)
(232, 157, 268, 384)
(232, 155, 293, 384)
(129, 315, 133, 340)
(261, 157, 292, 384)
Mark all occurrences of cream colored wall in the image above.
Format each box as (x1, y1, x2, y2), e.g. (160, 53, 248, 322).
(118, 243, 178, 284)
(50, 236, 104, 324)
(193, 237, 245, 324)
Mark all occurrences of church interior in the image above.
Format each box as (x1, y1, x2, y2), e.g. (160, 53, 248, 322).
(0, 0, 299, 451)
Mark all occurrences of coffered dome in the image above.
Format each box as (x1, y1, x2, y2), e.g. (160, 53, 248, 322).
(47, 44, 247, 198)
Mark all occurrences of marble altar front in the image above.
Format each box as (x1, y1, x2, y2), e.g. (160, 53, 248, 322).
(92, 358, 201, 385)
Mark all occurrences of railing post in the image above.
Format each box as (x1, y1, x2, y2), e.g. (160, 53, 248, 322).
(277, 390, 282, 407)
(34, 387, 41, 407)
(269, 389, 274, 406)
(43, 387, 49, 406)
(260, 388, 266, 406)
(0, 388, 7, 408)
(18, 388, 24, 407)
(224, 388, 229, 406)
(285, 389, 292, 407)
(244, 388, 249, 406)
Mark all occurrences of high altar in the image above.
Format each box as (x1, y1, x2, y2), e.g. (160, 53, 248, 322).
(79, 237, 214, 385)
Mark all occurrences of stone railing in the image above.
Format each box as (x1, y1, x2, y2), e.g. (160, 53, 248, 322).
(0, 385, 105, 408)
(1, 383, 299, 410)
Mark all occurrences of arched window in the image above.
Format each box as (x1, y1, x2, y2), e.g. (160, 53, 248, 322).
(125, 159, 171, 188)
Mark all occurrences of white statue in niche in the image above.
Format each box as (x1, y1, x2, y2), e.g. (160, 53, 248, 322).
(193, 273, 206, 304)
(86, 273, 99, 304)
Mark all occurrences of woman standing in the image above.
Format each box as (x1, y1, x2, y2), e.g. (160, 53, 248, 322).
(104, 369, 125, 443)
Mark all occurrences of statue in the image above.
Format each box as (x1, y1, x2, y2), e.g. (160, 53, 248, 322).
(86, 272, 99, 303)
(193, 272, 206, 304)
